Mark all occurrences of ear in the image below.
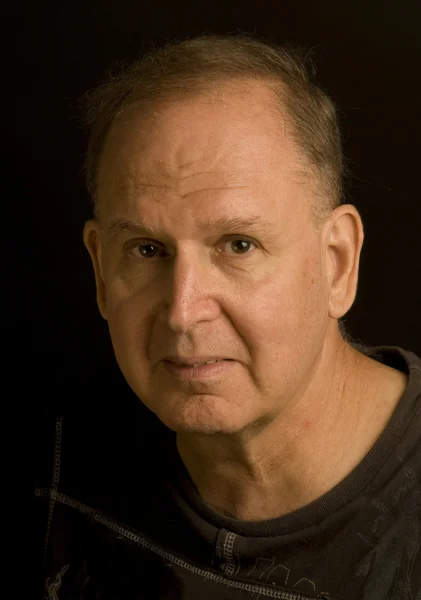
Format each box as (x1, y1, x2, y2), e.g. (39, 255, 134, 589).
(83, 219, 108, 320)
(325, 204, 365, 320)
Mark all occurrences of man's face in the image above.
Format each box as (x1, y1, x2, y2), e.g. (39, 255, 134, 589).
(88, 82, 334, 437)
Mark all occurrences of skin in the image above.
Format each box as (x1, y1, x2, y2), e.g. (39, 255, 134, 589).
(84, 81, 408, 520)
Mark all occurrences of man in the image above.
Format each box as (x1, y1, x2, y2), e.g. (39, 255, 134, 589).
(35, 34, 420, 599)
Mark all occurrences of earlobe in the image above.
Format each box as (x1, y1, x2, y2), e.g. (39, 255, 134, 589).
(82, 219, 108, 320)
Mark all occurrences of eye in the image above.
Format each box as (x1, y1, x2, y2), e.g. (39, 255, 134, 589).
(126, 237, 257, 260)
(221, 238, 257, 255)
(128, 242, 167, 259)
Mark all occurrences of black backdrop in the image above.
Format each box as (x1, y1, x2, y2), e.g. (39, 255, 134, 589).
(15, 1, 420, 593)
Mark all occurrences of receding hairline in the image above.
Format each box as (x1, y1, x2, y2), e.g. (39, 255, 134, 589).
(81, 35, 345, 230)
(103, 76, 289, 148)
(96, 77, 324, 214)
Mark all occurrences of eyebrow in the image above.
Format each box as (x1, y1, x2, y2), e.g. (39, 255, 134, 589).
(103, 215, 277, 241)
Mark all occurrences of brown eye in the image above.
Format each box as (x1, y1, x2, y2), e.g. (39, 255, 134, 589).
(224, 238, 256, 254)
(129, 243, 165, 259)
(232, 240, 252, 253)
(140, 244, 159, 258)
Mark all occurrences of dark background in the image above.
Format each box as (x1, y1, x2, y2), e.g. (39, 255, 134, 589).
(14, 0, 421, 594)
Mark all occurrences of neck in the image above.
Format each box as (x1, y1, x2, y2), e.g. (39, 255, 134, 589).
(175, 338, 406, 521)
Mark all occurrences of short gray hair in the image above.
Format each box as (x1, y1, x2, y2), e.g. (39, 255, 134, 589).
(80, 33, 346, 227)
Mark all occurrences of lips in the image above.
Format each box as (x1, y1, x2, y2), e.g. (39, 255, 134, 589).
(163, 358, 234, 379)
(181, 359, 224, 368)
(165, 357, 231, 366)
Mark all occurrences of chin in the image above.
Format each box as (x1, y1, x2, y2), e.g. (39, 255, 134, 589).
(154, 394, 249, 436)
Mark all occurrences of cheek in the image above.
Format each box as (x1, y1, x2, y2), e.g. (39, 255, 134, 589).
(105, 290, 151, 366)
(243, 254, 326, 355)
(242, 259, 327, 397)
(104, 262, 154, 331)
(300, 254, 327, 326)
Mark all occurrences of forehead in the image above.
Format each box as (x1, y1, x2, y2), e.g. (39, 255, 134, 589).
(96, 82, 312, 232)
(99, 83, 303, 189)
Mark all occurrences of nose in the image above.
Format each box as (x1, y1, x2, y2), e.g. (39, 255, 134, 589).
(160, 248, 221, 333)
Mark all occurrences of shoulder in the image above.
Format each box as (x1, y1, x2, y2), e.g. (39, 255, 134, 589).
(357, 344, 420, 417)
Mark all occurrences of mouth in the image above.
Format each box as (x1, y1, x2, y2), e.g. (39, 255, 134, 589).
(163, 359, 234, 379)
(165, 357, 233, 367)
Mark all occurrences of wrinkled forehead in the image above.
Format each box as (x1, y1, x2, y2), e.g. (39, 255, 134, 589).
(99, 83, 305, 188)
(94, 86, 316, 237)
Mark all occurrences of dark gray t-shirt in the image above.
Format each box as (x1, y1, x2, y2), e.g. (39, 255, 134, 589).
(35, 345, 421, 600)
